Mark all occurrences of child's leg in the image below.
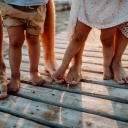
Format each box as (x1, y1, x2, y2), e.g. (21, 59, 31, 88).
(41, 0, 58, 76)
(7, 25, 25, 93)
(112, 28, 128, 84)
(65, 42, 86, 85)
(100, 27, 116, 80)
(26, 33, 44, 86)
(0, 14, 7, 99)
(52, 21, 91, 84)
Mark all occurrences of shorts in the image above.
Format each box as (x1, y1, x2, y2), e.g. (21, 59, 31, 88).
(0, 2, 46, 35)
(118, 22, 128, 38)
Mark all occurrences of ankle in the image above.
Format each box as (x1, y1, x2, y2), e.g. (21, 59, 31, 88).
(44, 55, 55, 62)
(112, 58, 121, 65)
(30, 71, 39, 76)
(11, 73, 20, 80)
(103, 63, 111, 68)
(30, 69, 38, 74)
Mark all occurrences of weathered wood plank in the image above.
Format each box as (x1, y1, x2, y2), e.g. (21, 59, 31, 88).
(5, 82, 128, 123)
(20, 45, 128, 61)
(5, 52, 104, 66)
(54, 48, 128, 60)
(1, 96, 128, 128)
(4, 55, 104, 76)
(4, 52, 128, 77)
(0, 112, 48, 128)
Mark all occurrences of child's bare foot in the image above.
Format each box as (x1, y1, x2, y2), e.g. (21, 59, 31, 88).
(44, 60, 59, 76)
(65, 64, 82, 85)
(103, 66, 113, 80)
(0, 63, 8, 99)
(30, 72, 44, 86)
(7, 78, 20, 93)
(52, 65, 66, 84)
(112, 61, 128, 84)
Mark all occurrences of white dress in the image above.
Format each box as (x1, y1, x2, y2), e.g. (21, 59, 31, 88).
(67, 0, 128, 40)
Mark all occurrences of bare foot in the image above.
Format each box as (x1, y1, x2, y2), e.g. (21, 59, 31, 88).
(30, 72, 44, 86)
(112, 61, 128, 84)
(65, 64, 82, 85)
(44, 60, 59, 76)
(103, 66, 113, 80)
(0, 63, 8, 99)
(7, 78, 20, 93)
(52, 65, 66, 84)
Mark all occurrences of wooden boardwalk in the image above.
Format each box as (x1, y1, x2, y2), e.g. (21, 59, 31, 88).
(1, 30, 128, 128)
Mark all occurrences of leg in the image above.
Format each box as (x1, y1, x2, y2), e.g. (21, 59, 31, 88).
(7, 25, 24, 93)
(26, 33, 44, 86)
(65, 42, 86, 85)
(0, 13, 7, 99)
(52, 21, 91, 84)
(112, 28, 128, 84)
(100, 27, 116, 80)
(41, 0, 58, 76)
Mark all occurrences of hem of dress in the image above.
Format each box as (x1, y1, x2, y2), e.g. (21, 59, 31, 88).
(78, 18, 128, 29)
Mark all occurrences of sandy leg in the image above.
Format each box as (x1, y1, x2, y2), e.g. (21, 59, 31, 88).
(0, 15, 8, 99)
(44, 60, 59, 77)
(0, 63, 8, 99)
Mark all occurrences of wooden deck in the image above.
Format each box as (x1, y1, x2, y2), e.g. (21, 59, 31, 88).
(1, 30, 128, 128)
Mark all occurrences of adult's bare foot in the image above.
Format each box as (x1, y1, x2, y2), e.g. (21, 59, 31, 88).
(112, 61, 128, 84)
(65, 64, 82, 85)
(7, 78, 20, 93)
(44, 60, 59, 76)
(0, 63, 8, 99)
(103, 66, 113, 80)
(30, 72, 44, 86)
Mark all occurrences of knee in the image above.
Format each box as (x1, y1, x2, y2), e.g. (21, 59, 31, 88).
(9, 37, 24, 48)
(26, 33, 39, 45)
(72, 33, 86, 44)
(100, 34, 114, 47)
(100, 27, 116, 47)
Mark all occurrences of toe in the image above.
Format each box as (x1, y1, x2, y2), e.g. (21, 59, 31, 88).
(12, 86, 19, 93)
(66, 77, 71, 84)
(71, 78, 80, 85)
(71, 80, 78, 85)
(122, 78, 128, 84)
(65, 77, 69, 84)
(55, 78, 65, 84)
(103, 75, 107, 80)
(39, 79, 44, 85)
(115, 78, 125, 84)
